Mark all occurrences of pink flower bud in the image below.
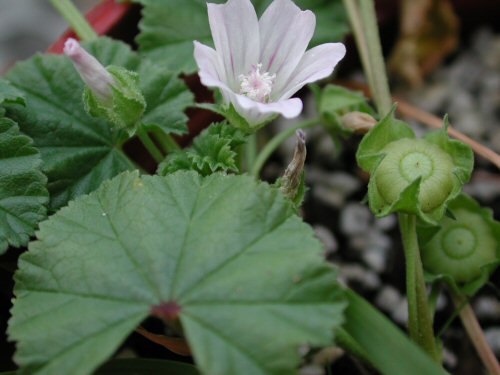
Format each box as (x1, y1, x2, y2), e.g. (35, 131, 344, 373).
(64, 38, 115, 101)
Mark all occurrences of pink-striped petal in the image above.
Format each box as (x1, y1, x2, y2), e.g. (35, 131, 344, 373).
(228, 90, 303, 126)
(207, 0, 259, 90)
(194, 41, 232, 104)
(194, 40, 303, 126)
(258, 0, 316, 96)
(64, 38, 115, 101)
(278, 43, 346, 100)
(194, 41, 224, 88)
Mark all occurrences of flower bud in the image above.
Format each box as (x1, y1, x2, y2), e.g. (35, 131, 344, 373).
(420, 194, 499, 290)
(64, 38, 146, 135)
(64, 38, 115, 102)
(341, 111, 377, 134)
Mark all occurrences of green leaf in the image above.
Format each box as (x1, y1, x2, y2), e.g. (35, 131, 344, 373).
(95, 359, 199, 375)
(0, 79, 25, 106)
(319, 84, 373, 116)
(9, 171, 345, 375)
(316, 84, 375, 151)
(135, 0, 349, 74)
(343, 290, 449, 375)
(0, 117, 48, 254)
(4, 37, 193, 209)
(158, 122, 246, 176)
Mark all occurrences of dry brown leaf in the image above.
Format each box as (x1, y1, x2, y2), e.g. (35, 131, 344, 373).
(389, 0, 460, 87)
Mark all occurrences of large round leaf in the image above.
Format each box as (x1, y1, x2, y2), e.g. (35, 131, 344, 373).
(0, 117, 48, 254)
(9, 171, 345, 375)
(4, 38, 193, 209)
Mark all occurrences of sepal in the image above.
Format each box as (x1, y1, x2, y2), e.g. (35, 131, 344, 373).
(83, 65, 146, 135)
(419, 194, 500, 296)
(356, 109, 473, 225)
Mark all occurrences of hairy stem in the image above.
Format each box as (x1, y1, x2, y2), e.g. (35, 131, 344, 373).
(153, 129, 181, 154)
(336, 328, 371, 366)
(358, 0, 392, 115)
(344, 0, 392, 116)
(342, 0, 376, 99)
(399, 214, 440, 362)
(49, 0, 98, 42)
(245, 133, 258, 173)
(251, 118, 318, 178)
(451, 292, 500, 375)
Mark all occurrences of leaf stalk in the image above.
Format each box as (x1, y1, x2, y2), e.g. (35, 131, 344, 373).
(399, 213, 440, 362)
(49, 0, 98, 42)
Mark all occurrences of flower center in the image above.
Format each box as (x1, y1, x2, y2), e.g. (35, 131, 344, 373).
(442, 226, 476, 259)
(400, 152, 433, 182)
(239, 63, 275, 103)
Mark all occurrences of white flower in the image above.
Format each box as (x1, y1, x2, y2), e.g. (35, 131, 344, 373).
(63, 38, 115, 101)
(194, 0, 346, 127)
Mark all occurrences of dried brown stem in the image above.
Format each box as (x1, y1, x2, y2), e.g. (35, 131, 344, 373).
(336, 80, 500, 170)
(396, 101, 500, 170)
(451, 294, 500, 375)
(135, 326, 191, 356)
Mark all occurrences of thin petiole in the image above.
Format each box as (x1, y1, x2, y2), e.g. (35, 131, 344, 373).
(251, 118, 319, 178)
(399, 214, 440, 362)
(153, 129, 181, 154)
(49, 0, 98, 42)
(137, 129, 164, 164)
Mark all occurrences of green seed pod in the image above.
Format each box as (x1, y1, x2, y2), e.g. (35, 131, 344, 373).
(356, 107, 473, 225)
(420, 194, 500, 294)
(374, 139, 455, 213)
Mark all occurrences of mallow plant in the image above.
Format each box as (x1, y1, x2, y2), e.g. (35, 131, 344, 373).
(0, 0, 498, 374)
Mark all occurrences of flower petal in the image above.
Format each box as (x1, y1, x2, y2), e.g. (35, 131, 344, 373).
(225, 89, 303, 126)
(64, 38, 115, 100)
(194, 41, 232, 104)
(278, 43, 346, 100)
(207, 0, 259, 90)
(194, 41, 224, 88)
(259, 0, 316, 95)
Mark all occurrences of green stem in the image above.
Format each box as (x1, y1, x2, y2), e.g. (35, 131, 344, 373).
(342, 0, 376, 98)
(344, 0, 392, 116)
(49, 0, 98, 42)
(451, 292, 500, 375)
(428, 283, 441, 322)
(137, 129, 164, 164)
(251, 118, 318, 178)
(336, 328, 371, 366)
(358, 0, 392, 115)
(399, 214, 439, 362)
(245, 133, 258, 173)
(153, 129, 180, 154)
